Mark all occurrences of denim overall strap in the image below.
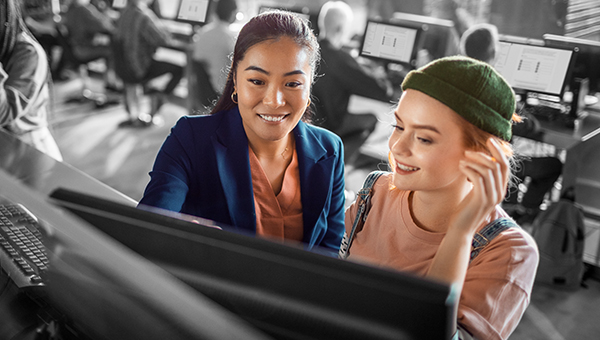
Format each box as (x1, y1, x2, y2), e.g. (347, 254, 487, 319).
(470, 217, 519, 263)
(338, 171, 387, 259)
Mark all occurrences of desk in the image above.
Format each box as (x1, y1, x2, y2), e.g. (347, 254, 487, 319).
(0, 129, 136, 205)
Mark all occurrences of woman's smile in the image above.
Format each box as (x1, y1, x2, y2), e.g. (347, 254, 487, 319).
(258, 114, 289, 123)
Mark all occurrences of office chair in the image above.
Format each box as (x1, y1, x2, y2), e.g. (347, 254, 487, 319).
(54, 23, 114, 108)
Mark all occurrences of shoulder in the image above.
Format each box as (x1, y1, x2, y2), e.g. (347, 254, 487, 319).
(6, 34, 47, 79)
(298, 122, 344, 150)
(472, 217, 539, 287)
(172, 111, 227, 133)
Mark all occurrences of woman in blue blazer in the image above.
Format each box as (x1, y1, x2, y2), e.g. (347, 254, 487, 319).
(139, 11, 346, 256)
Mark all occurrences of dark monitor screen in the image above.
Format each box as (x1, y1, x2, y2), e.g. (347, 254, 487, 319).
(390, 12, 459, 61)
(0, 169, 267, 340)
(494, 41, 575, 97)
(49, 188, 457, 340)
(543, 34, 600, 94)
(359, 20, 422, 67)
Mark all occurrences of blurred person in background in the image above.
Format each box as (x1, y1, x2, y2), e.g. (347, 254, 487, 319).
(1, 0, 63, 161)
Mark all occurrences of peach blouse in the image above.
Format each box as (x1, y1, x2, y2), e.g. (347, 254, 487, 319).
(249, 147, 304, 243)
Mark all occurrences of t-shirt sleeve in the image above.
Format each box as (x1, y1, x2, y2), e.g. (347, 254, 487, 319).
(458, 228, 539, 340)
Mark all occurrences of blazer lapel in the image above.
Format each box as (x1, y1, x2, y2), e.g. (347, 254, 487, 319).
(295, 122, 336, 238)
(212, 108, 256, 231)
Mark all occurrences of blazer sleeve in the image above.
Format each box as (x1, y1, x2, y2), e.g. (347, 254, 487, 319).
(314, 132, 346, 256)
(138, 118, 195, 211)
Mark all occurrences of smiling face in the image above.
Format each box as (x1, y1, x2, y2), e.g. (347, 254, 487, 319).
(388, 89, 470, 194)
(233, 37, 312, 144)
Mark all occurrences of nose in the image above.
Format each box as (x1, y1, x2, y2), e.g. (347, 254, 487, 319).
(263, 84, 285, 108)
(389, 132, 412, 158)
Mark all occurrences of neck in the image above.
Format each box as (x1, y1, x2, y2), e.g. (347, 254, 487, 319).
(247, 134, 294, 161)
(409, 182, 473, 233)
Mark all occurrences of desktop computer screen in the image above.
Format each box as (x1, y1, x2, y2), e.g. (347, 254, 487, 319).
(390, 12, 459, 61)
(111, 0, 126, 9)
(176, 0, 211, 23)
(49, 187, 457, 340)
(359, 20, 422, 67)
(544, 34, 600, 95)
(494, 41, 575, 98)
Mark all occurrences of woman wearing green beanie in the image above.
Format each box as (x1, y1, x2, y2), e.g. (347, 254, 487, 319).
(341, 56, 539, 340)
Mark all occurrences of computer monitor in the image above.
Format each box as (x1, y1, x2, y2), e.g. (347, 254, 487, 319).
(499, 34, 544, 46)
(0, 169, 267, 340)
(111, 0, 127, 9)
(543, 34, 600, 94)
(359, 20, 423, 67)
(49, 187, 457, 340)
(494, 41, 575, 98)
(390, 12, 460, 61)
(153, 0, 210, 24)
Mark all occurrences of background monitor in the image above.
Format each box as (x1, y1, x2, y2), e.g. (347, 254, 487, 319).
(390, 11, 460, 61)
(494, 41, 575, 98)
(359, 20, 423, 67)
(543, 34, 600, 95)
(154, 0, 210, 24)
(111, 0, 127, 9)
(176, 0, 211, 24)
(49, 187, 457, 340)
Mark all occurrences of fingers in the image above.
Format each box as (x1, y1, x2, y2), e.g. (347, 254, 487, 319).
(460, 138, 509, 205)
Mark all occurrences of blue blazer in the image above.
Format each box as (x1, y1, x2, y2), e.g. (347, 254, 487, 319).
(139, 108, 346, 255)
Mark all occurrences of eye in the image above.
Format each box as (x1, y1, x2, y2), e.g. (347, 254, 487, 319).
(417, 137, 432, 144)
(248, 78, 264, 86)
(286, 81, 302, 88)
(391, 124, 404, 131)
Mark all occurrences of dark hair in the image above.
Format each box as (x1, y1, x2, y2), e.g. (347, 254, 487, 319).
(210, 10, 320, 121)
(215, 0, 237, 22)
(0, 0, 28, 64)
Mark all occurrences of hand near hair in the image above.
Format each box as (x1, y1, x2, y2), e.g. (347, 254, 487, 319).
(452, 137, 509, 237)
(426, 138, 509, 291)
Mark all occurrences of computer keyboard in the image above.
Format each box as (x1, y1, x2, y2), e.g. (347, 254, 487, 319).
(0, 199, 48, 288)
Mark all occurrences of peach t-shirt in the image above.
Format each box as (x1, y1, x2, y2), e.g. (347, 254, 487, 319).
(249, 147, 303, 243)
(344, 173, 539, 340)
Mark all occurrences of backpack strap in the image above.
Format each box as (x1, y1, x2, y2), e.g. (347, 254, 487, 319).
(338, 171, 387, 259)
(470, 217, 519, 263)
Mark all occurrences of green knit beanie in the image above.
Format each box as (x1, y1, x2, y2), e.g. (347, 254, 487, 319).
(401, 56, 515, 141)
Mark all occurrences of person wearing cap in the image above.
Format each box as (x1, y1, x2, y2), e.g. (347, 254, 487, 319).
(343, 56, 539, 340)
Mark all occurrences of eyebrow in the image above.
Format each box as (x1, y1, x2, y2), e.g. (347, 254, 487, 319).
(394, 112, 441, 134)
(244, 65, 306, 77)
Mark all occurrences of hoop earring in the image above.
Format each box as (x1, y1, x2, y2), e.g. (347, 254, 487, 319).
(306, 98, 311, 107)
(231, 92, 238, 104)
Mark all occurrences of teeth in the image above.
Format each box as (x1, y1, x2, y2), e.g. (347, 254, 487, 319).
(259, 114, 285, 122)
(397, 163, 419, 171)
